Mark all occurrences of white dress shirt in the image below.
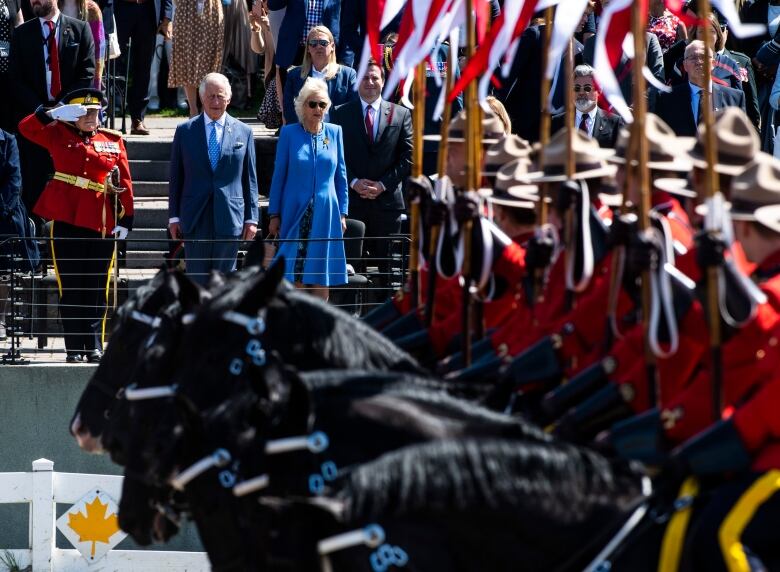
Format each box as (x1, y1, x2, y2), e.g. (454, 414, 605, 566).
(39, 12, 60, 101)
(169, 112, 256, 225)
(575, 107, 598, 138)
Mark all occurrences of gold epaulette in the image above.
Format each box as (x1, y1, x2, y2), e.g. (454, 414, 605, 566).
(98, 127, 123, 138)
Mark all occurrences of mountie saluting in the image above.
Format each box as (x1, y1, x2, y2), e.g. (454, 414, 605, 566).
(18, 87, 134, 363)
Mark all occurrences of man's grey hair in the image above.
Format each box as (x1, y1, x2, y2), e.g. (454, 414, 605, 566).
(573, 64, 595, 79)
(294, 77, 332, 123)
(198, 73, 232, 99)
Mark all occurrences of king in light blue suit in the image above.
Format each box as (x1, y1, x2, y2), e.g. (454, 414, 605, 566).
(168, 113, 259, 284)
(268, 122, 348, 287)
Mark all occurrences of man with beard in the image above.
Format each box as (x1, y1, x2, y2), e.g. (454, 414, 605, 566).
(9, 0, 94, 215)
(551, 64, 623, 149)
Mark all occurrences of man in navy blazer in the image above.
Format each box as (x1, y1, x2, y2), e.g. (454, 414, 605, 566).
(168, 73, 259, 285)
(649, 40, 746, 137)
(268, 0, 344, 69)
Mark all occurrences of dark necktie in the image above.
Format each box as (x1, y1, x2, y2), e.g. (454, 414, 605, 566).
(578, 114, 589, 134)
(697, 90, 704, 124)
(46, 20, 61, 100)
(365, 106, 374, 144)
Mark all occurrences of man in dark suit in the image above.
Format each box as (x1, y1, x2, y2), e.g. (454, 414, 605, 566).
(168, 73, 258, 285)
(330, 60, 412, 293)
(114, 0, 172, 134)
(650, 40, 746, 137)
(551, 64, 623, 148)
(9, 0, 94, 213)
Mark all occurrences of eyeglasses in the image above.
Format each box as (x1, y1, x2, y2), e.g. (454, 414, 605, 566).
(308, 39, 330, 47)
(573, 84, 594, 93)
(684, 56, 708, 63)
(308, 101, 328, 109)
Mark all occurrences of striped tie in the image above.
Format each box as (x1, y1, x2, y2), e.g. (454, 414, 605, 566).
(208, 122, 220, 170)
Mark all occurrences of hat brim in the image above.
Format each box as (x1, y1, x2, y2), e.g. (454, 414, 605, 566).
(652, 178, 698, 199)
(754, 204, 780, 233)
(689, 153, 749, 176)
(423, 134, 501, 145)
(527, 163, 618, 183)
(607, 155, 693, 173)
(598, 192, 624, 208)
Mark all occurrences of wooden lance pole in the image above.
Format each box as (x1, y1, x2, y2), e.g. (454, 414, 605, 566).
(408, 61, 427, 308)
(697, 0, 723, 421)
(631, 0, 658, 407)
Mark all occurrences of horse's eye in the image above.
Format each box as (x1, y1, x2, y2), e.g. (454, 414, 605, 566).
(103, 409, 111, 420)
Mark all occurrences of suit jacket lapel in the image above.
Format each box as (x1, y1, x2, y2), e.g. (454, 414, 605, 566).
(193, 115, 211, 173)
(217, 115, 235, 171)
(58, 16, 69, 58)
(592, 111, 604, 141)
(355, 101, 371, 147)
(375, 101, 391, 143)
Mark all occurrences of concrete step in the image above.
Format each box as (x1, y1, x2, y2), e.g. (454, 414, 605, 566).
(125, 250, 168, 269)
(132, 199, 169, 229)
(130, 160, 169, 181)
(125, 139, 172, 161)
(126, 228, 169, 251)
(133, 181, 169, 198)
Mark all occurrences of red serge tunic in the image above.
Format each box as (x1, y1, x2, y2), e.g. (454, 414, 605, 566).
(18, 111, 134, 235)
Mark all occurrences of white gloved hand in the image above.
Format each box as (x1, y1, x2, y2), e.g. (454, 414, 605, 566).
(48, 104, 88, 122)
(112, 226, 129, 240)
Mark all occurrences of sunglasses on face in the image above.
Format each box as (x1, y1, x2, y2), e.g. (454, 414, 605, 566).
(573, 84, 594, 93)
(308, 101, 328, 109)
(308, 39, 330, 47)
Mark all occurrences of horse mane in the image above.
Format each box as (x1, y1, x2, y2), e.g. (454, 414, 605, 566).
(340, 438, 643, 525)
(282, 288, 424, 374)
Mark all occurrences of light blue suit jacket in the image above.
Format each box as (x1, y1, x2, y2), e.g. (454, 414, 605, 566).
(283, 65, 358, 125)
(168, 114, 259, 238)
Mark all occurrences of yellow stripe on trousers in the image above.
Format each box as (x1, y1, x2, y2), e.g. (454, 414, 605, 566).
(101, 250, 116, 346)
(49, 222, 63, 297)
(658, 477, 700, 572)
(719, 470, 780, 572)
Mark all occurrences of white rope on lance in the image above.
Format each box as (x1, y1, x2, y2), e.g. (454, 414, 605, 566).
(318, 524, 386, 556)
(565, 180, 595, 293)
(233, 474, 270, 497)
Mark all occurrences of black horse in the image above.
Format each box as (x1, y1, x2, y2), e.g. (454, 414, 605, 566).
(260, 437, 651, 571)
(69, 268, 207, 453)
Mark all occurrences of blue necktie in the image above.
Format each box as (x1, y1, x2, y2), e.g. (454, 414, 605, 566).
(208, 122, 220, 170)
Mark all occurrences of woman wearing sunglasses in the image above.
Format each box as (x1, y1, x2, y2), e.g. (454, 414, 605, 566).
(282, 25, 358, 125)
(268, 77, 349, 300)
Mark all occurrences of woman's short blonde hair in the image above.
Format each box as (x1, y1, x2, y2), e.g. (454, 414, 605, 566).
(294, 77, 332, 123)
(300, 25, 340, 80)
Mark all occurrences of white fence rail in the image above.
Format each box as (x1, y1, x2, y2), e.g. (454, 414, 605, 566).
(0, 459, 210, 571)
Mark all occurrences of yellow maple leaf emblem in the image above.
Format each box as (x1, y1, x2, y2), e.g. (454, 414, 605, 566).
(67, 497, 120, 557)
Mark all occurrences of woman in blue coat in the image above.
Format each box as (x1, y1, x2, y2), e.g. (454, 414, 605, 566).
(268, 77, 348, 300)
(282, 25, 358, 125)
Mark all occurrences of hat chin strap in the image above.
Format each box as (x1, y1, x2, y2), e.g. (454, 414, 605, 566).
(565, 180, 595, 293)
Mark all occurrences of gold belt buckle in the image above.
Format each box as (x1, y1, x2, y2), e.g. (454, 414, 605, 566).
(74, 176, 90, 189)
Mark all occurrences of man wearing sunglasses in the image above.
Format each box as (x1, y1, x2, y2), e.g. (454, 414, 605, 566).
(650, 40, 746, 137)
(551, 64, 622, 149)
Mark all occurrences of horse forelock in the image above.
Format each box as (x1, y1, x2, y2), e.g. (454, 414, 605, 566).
(341, 439, 644, 526)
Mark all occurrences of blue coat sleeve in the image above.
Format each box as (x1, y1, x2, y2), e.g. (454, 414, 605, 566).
(168, 126, 184, 219)
(242, 126, 259, 223)
(333, 125, 348, 217)
(283, 71, 301, 124)
(268, 127, 290, 216)
(346, 67, 359, 102)
(0, 133, 22, 209)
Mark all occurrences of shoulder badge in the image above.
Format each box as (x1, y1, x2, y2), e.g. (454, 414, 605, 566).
(98, 127, 123, 138)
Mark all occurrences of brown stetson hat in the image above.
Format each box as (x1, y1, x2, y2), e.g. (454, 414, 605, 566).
(729, 152, 780, 221)
(423, 109, 506, 144)
(526, 128, 616, 183)
(479, 158, 539, 209)
(608, 114, 695, 172)
(483, 135, 534, 176)
(754, 204, 780, 234)
(687, 107, 760, 176)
